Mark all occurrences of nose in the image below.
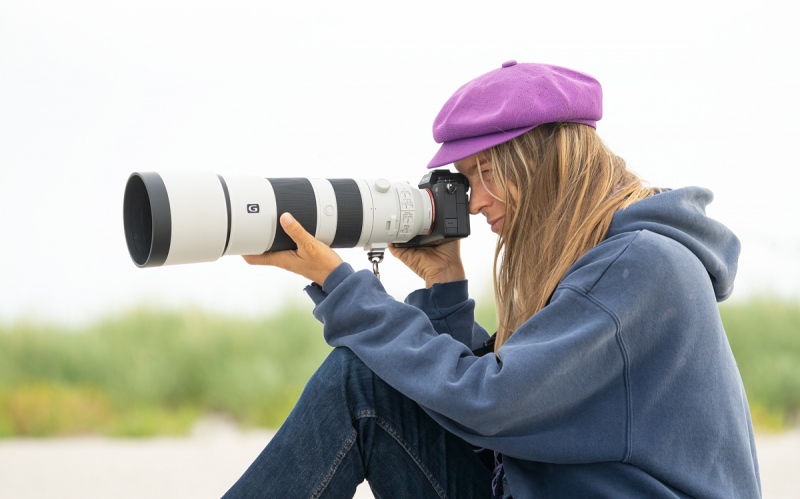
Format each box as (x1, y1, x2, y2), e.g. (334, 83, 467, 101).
(468, 183, 490, 216)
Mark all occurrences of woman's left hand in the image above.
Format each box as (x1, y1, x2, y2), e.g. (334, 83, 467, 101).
(242, 213, 343, 286)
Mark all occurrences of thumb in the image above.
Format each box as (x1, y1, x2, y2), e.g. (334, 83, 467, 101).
(280, 213, 314, 247)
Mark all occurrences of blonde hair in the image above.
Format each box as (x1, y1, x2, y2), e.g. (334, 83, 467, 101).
(483, 123, 658, 352)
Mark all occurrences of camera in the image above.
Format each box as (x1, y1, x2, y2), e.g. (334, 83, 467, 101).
(123, 169, 470, 268)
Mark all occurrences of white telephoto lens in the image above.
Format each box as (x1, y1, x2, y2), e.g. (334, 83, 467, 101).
(123, 172, 440, 268)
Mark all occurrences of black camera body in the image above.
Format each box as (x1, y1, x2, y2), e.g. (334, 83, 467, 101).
(396, 169, 471, 247)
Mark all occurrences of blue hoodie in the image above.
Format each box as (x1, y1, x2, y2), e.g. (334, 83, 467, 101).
(305, 187, 761, 498)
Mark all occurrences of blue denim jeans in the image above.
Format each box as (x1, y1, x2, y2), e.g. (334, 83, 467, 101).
(223, 347, 493, 498)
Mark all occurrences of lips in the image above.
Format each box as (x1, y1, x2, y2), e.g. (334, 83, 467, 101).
(488, 217, 504, 233)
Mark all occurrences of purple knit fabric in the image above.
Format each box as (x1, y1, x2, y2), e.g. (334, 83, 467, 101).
(427, 61, 603, 168)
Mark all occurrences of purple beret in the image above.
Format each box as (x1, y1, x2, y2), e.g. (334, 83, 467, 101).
(428, 61, 603, 168)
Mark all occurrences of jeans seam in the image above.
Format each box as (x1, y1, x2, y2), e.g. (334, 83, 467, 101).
(309, 429, 358, 499)
(355, 409, 448, 499)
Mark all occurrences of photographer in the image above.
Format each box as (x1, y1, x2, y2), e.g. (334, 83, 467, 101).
(224, 61, 761, 498)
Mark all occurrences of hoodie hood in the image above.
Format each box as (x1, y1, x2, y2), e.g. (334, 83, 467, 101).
(606, 187, 740, 301)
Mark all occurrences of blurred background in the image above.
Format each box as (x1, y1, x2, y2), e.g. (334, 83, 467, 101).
(1, 0, 798, 497)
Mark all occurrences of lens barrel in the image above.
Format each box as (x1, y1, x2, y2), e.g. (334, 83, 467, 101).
(122, 172, 453, 268)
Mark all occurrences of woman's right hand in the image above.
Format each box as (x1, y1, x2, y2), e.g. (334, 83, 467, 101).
(389, 240, 466, 288)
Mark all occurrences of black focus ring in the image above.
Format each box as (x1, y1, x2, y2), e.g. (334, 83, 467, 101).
(268, 178, 318, 251)
(329, 179, 363, 248)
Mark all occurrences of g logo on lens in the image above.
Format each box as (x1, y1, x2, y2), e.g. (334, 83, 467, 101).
(247, 204, 260, 213)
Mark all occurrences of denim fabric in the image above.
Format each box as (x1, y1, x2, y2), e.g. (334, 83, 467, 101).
(223, 347, 493, 498)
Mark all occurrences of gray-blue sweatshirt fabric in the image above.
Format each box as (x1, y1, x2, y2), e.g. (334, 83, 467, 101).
(304, 186, 761, 498)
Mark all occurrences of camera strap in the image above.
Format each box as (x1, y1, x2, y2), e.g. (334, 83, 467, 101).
(471, 333, 497, 356)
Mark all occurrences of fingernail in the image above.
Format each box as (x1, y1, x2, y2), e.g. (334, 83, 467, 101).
(281, 213, 294, 225)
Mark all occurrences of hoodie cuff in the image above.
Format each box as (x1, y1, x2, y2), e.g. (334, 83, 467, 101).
(304, 263, 355, 305)
(405, 279, 470, 318)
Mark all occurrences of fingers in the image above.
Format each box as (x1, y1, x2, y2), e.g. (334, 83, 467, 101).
(242, 213, 309, 268)
(279, 213, 313, 247)
(242, 252, 283, 266)
(242, 212, 343, 284)
(387, 244, 406, 259)
(244, 213, 312, 257)
(279, 213, 328, 262)
(387, 240, 466, 286)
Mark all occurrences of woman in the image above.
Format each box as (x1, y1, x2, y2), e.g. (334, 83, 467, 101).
(224, 62, 761, 498)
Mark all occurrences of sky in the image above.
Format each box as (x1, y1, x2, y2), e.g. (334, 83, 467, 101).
(1, 0, 798, 326)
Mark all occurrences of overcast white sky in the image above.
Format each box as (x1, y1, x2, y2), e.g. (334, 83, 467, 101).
(1, 0, 798, 326)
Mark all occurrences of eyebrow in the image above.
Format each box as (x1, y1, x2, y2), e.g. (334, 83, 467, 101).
(455, 157, 481, 174)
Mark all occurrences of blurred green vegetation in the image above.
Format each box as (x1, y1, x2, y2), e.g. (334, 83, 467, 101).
(0, 305, 331, 437)
(719, 298, 800, 431)
(0, 298, 797, 437)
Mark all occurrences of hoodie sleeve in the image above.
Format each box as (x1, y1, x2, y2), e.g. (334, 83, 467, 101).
(403, 280, 492, 350)
(305, 262, 629, 464)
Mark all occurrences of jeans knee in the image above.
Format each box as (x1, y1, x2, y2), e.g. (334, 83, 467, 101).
(312, 347, 398, 413)
(310, 347, 373, 393)
(327, 345, 360, 366)
(321, 347, 368, 378)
